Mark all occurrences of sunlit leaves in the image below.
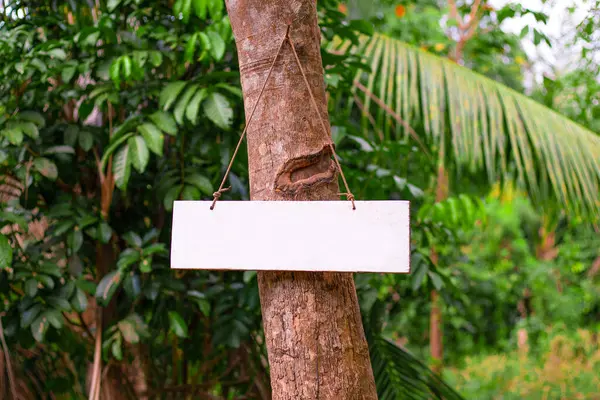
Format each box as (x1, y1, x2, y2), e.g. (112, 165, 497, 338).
(34, 157, 58, 180)
(0, 234, 13, 269)
(2, 128, 23, 145)
(186, 88, 208, 125)
(184, 173, 213, 195)
(174, 85, 199, 124)
(168, 311, 189, 338)
(344, 33, 600, 219)
(160, 81, 187, 111)
(138, 123, 164, 156)
(207, 31, 225, 61)
(149, 111, 177, 136)
(193, 0, 207, 19)
(113, 144, 131, 190)
(128, 136, 149, 173)
(18, 111, 45, 128)
(95, 270, 122, 305)
(203, 92, 232, 130)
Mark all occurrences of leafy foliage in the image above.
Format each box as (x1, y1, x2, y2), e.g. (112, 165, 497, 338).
(1, 0, 599, 398)
(332, 33, 600, 219)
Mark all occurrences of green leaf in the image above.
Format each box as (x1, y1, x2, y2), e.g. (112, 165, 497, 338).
(100, 132, 134, 172)
(123, 232, 142, 248)
(18, 122, 39, 139)
(181, 0, 192, 23)
(198, 299, 210, 317)
(48, 48, 67, 60)
(160, 81, 187, 111)
(215, 83, 242, 98)
(168, 311, 188, 338)
(348, 20, 374, 36)
(3, 128, 23, 145)
(34, 157, 58, 180)
(79, 131, 94, 151)
(47, 296, 71, 311)
(113, 144, 131, 190)
(428, 271, 444, 291)
(19, 111, 45, 127)
(110, 58, 121, 87)
(139, 258, 152, 273)
(98, 222, 113, 244)
(0, 211, 27, 230)
(121, 55, 132, 79)
(95, 270, 122, 305)
(112, 338, 123, 360)
(39, 263, 62, 277)
(0, 234, 13, 269)
(71, 288, 88, 313)
(207, 0, 223, 19)
(207, 31, 225, 61)
(149, 51, 163, 67)
(117, 249, 141, 269)
(142, 229, 160, 245)
(31, 315, 49, 342)
(64, 125, 79, 146)
(138, 124, 164, 156)
(44, 310, 64, 329)
(21, 304, 43, 328)
(411, 262, 428, 291)
(31, 58, 47, 73)
(184, 173, 213, 195)
(62, 65, 77, 82)
(173, 0, 183, 15)
(163, 185, 182, 211)
(181, 185, 201, 200)
(25, 279, 39, 297)
(149, 111, 177, 135)
(141, 243, 167, 257)
(118, 314, 149, 343)
(203, 92, 233, 130)
(15, 61, 25, 74)
(59, 281, 76, 298)
(44, 145, 75, 155)
(36, 274, 55, 290)
(107, 0, 122, 11)
(128, 136, 150, 173)
(113, 115, 143, 140)
(198, 32, 211, 51)
(193, 0, 207, 19)
(184, 33, 198, 63)
(186, 88, 208, 125)
(174, 85, 198, 125)
(67, 230, 83, 253)
(243, 271, 256, 283)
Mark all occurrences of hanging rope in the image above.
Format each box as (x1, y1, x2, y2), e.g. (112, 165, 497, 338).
(211, 24, 356, 210)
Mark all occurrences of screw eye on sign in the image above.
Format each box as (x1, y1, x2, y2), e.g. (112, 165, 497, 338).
(170, 201, 410, 273)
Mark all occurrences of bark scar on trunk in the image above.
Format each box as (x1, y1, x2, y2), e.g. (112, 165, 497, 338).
(274, 145, 337, 195)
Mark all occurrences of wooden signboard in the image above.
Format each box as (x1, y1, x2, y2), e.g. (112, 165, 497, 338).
(171, 200, 410, 273)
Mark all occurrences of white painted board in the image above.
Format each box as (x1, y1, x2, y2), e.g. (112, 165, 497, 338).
(171, 201, 410, 273)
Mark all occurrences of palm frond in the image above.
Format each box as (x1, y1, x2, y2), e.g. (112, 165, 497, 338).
(332, 34, 600, 219)
(368, 335, 465, 400)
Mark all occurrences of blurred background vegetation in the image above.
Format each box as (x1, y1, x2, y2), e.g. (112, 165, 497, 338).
(0, 0, 599, 399)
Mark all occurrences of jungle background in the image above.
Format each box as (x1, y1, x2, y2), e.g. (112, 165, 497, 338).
(0, 0, 599, 399)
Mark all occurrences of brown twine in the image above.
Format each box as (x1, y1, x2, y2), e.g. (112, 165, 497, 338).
(211, 24, 356, 210)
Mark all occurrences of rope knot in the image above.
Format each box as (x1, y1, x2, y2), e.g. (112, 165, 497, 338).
(210, 186, 232, 210)
(338, 192, 356, 210)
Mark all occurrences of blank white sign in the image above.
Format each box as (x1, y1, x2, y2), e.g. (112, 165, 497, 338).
(170, 201, 410, 273)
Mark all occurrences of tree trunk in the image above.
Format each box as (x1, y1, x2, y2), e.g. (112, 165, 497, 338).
(430, 164, 447, 373)
(225, 1, 377, 399)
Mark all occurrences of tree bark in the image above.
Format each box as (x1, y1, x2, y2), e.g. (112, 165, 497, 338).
(430, 164, 448, 373)
(225, 1, 377, 399)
